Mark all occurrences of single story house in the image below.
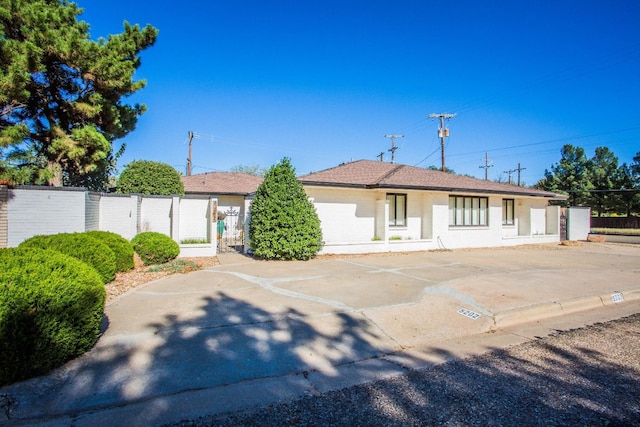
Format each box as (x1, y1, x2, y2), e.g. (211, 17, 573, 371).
(181, 172, 263, 243)
(298, 160, 568, 254)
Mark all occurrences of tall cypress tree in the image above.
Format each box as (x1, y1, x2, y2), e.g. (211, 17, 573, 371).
(0, 0, 158, 189)
(249, 158, 323, 260)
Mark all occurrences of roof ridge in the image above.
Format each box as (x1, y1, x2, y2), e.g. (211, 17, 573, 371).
(375, 163, 405, 184)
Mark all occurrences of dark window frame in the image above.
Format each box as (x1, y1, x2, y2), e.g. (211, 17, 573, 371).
(502, 199, 515, 225)
(448, 195, 489, 226)
(387, 193, 407, 227)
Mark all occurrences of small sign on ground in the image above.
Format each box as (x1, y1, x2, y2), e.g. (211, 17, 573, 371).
(457, 308, 481, 320)
(611, 292, 624, 303)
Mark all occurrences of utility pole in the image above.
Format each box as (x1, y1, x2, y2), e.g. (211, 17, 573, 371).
(515, 163, 526, 186)
(479, 152, 494, 180)
(384, 134, 404, 163)
(503, 168, 516, 185)
(186, 131, 200, 176)
(429, 113, 456, 172)
(186, 131, 194, 176)
(377, 151, 385, 162)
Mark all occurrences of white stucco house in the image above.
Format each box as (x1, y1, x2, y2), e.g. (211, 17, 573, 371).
(298, 160, 567, 255)
(181, 172, 263, 247)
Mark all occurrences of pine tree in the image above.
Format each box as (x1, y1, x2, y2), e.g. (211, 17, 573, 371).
(0, 0, 158, 188)
(248, 158, 323, 260)
(537, 144, 593, 206)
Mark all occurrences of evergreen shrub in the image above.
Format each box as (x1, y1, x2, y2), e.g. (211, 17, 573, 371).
(0, 248, 106, 386)
(116, 160, 185, 195)
(131, 232, 180, 265)
(248, 157, 323, 260)
(19, 233, 116, 283)
(84, 231, 135, 272)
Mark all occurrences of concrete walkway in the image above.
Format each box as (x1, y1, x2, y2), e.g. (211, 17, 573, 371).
(2, 243, 640, 426)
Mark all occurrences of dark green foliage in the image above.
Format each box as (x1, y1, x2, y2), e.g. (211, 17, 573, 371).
(537, 146, 640, 216)
(20, 233, 116, 283)
(537, 144, 593, 207)
(0, 247, 106, 386)
(84, 231, 134, 272)
(248, 157, 322, 260)
(131, 232, 180, 265)
(0, 0, 158, 188)
(117, 160, 185, 195)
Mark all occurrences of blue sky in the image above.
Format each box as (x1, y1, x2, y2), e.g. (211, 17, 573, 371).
(81, 0, 640, 184)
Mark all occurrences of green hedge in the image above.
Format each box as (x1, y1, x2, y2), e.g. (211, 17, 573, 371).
(131, 232, 180, 265)
(0, 248, 106, 386)
(20, 233, 116, 283)
(84, 231, 134, 272)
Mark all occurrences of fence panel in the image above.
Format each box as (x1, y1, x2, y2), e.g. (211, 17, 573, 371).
(179, 197, 212, 243)
(591, 216, 640, 229)
(1, 186, 218, 255)
(6, 187, 86, 247)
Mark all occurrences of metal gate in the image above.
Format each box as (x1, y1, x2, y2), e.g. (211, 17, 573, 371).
(559, 208, 568, 241)
(217, 207, 245, 253)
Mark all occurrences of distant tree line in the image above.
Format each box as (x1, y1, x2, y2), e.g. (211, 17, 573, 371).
(536, 145, 640, 217)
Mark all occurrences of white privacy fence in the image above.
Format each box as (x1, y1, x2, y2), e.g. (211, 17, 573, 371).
(0, 185, 217, 256)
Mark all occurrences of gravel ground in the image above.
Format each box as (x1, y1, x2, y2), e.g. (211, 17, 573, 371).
(106, 256, 220, 302)
(167, 313, 640, 427)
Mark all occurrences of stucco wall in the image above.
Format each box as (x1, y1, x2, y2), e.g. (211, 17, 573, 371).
(99, 195, 138, 239)
(568, 206, 592, 240)
(179, 197, 212, 242)
(306, 187, 378, 243)
(139, 197, 173, 235)
(305, 185, 561, 254)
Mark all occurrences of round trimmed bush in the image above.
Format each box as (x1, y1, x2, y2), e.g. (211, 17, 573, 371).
(84, 231, 134, 272)
(20, 233, 116, 283)
(116, 160, 185, 195)
(131, 232, 180, 265)
(0, 248, 106, 386)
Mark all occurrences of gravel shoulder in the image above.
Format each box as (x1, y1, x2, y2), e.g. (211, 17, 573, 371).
(169, 313, 640, 427)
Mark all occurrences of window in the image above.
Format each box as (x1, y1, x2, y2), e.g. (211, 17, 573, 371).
(502, 199, 515, 225)
(448, 195, 488, 226)
(387, 193, 406, 226)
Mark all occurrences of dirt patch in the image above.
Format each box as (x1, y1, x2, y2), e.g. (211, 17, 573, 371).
(106, 256, 220, 302)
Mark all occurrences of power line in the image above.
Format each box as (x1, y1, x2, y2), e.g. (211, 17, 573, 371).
(448, 126, 640, 159)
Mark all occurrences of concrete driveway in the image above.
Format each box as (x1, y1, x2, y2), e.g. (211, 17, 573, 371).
(2, 242, 640, 426)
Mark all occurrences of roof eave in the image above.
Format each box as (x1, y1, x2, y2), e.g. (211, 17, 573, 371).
(302, 181, 562, 198)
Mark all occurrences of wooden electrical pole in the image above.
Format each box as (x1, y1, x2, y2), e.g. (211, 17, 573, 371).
(187, 131, 194, 176)
(479, 152, 494, 180)
(429, 113, 456, 172)
(504, 168, 516, 185)
(384, 134, 404, 163)
(377, 151, 385, 162)
(516, 163, 526, 186)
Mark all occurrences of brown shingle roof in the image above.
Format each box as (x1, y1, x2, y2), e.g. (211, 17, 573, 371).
(299, 160, 564, 198)
(182, 172, 263, 195)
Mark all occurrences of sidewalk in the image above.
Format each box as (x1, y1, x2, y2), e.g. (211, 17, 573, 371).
(2, 242, 639, 426)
